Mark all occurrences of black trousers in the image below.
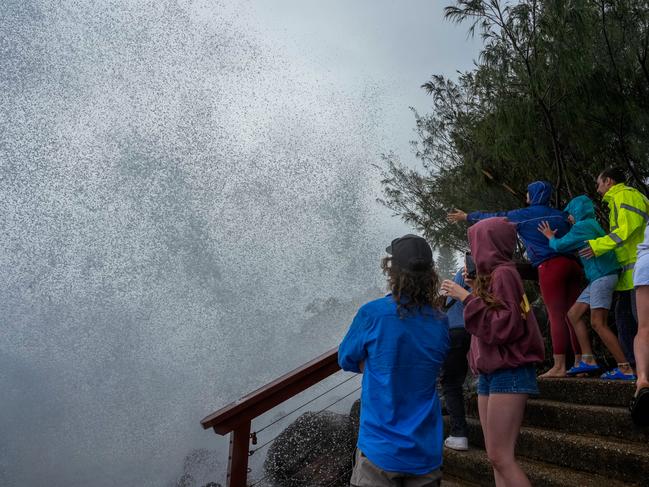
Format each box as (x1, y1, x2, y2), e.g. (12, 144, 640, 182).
(440, 328, 471, 437)
(615, 290, 638, 366)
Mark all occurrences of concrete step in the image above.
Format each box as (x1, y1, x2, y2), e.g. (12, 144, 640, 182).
(443, 447, 636, 487)
(464, 395, 649, 443)
(537, 377, 635, 407)
(461, 417, 649, 485)
(524, 398, 649, 444)
(441, 475, 477, 487)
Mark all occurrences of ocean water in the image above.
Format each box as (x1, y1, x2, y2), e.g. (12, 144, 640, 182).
(0, 1, 411, 485)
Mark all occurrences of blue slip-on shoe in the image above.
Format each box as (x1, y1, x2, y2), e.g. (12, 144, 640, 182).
(567, 361, 600, 376)
(600, 368, 637, 381)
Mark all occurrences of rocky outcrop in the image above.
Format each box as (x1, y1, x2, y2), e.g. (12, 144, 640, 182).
(263, 409, 356, 487)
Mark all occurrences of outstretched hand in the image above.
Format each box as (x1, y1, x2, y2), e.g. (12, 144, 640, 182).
(537, 220, 557, 240)
(579, 245, 595, 259)
(447, 209, 468, 223)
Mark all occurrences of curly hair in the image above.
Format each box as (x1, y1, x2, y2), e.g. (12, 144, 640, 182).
(472, 273, 505, 310)
(381, 256, 443, 317)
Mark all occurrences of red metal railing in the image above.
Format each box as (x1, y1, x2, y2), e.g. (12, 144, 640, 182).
(201, 347, 342, 487)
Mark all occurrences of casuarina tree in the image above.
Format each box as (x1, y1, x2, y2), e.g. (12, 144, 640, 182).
(380, 0, 649, 249)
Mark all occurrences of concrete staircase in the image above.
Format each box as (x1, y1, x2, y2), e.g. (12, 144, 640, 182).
(443, 378, 649, 486)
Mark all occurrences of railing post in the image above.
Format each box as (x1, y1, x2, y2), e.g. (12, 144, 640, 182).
(227, 421, 251, 487)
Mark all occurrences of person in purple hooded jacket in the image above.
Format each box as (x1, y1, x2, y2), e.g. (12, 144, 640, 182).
(442, 217, 544, 487)
(448, 181, 583, 378)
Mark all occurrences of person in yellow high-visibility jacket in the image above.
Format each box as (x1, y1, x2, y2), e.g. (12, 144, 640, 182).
(580, 167, 649, 379)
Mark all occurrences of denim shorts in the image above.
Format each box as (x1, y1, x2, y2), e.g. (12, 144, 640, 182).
(477, 364, 539, 396)
(576, 273, 619, 310)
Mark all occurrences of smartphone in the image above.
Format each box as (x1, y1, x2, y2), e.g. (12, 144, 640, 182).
(465, 252, 477, 279)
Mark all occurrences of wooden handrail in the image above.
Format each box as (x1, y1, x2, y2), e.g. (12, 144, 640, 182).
(200, 346, 342, 487)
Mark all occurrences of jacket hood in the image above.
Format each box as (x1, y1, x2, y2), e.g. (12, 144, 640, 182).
(564, 195, 596, 222)
(528, 181, 553, 206)
(468, 217, 517, 274)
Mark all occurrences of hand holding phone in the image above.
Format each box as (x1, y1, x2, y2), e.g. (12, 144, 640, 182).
(465, 252, 477, 279)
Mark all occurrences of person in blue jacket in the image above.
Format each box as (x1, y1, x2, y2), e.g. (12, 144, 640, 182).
(538, 195, 633, 379)
(339, 234, 449, 487)
(440, 268, 471, 451)
(448, 181, 583, 378)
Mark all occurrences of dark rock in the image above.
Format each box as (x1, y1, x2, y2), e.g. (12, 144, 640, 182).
(263, 411, 355, 487)
(349, 399, 360, 438)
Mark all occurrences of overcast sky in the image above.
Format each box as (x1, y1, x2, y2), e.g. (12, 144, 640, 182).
(248, 0, 482, 167)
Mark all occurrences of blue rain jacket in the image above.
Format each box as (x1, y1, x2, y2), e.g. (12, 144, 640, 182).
(338, 295, 449, 475)
(467, 181, 571, 267)
(548, 195, 620, 283)
(445, 269, 468, 329)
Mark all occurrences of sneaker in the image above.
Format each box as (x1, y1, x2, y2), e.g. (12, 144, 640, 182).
(444, 436, 469, 451)
(600, 368, 637, 381)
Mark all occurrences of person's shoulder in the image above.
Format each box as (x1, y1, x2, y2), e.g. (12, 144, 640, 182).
(492, 265, 523, 284)
(575, 218, 603, 233)
(359, 295, 395, 315)
(616, 185, 641, 198)
(511, 205, 561, 220)
(539, 206, 565, 217)
(622, 186, 648, 203)
(428, 309, 449, 326)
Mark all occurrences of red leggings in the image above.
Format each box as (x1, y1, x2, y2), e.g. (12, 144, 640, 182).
(538, 256, 583, 355)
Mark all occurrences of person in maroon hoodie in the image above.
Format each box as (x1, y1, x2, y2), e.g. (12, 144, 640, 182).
(441, 217, 544, 487)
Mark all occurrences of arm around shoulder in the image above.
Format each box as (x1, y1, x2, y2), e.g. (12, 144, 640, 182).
(549, 223, 594, 253)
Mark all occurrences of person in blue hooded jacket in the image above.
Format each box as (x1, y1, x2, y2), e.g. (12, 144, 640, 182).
(448, 181, 583, 378)
(538, 195, 633, 379)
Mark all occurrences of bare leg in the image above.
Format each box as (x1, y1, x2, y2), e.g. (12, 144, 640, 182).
(590, 308, 628, 365)
(538, 354, 567, 378)
(478, 394, 505, 486)
(484, 394, 531, 487)
(567, 302, 595, 365)
(635, 286, 649, 392)
(477, 394, 489, 450)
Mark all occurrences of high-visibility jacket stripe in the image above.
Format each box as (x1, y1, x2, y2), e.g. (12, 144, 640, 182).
(608, 233, 623, 244)
(620, 203, 649, 221)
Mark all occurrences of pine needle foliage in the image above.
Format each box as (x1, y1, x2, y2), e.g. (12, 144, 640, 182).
(380, 0, 649, 249)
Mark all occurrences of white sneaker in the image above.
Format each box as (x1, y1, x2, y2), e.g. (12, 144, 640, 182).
(444, 436, 469, 451)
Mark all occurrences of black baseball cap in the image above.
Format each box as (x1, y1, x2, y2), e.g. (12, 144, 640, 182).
(385, 234, 433, 271)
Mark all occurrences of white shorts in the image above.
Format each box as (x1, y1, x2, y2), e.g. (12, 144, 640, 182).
(634, 253, 649, 287)
(576, 273, 618, 310)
